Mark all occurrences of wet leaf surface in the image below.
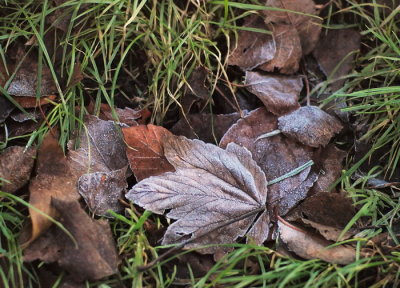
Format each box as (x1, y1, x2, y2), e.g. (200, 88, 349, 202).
(24, 199, 119, 282)
(278, 106, 343, 147)
(126, 135, 269, 257)
(170, 112, 242, 144)
(245, 71, 302, 115)
(220, 107, 317, 216)
(122, 124, 174, 181)
(0, 146, 36, 193)
(278, 220, 356, 264)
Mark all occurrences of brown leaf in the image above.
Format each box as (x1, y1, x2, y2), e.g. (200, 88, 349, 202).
(7, 54, 57, 97)
(220, 107, 317, 216)
(68, 115, 128, 216)
(245, 71, 302, 115)
(310, 145, 347, 194)
(278, 106, 343, 147)
(313, 29, 361, 91)
(78, 167, 127, 217)
(0, 97, 14, 123)
(170, 112, 242, 144)
(100, 104, 140, 127)
(0, 146, 36, 193)
(13, 95, 56, 108)
(258, 24, 302, 74)
(278, 220, 356, 264)
(27, 131, 80, 243)
(182, 67, 209, 114)
(228, 15, 276, 71)
(263, 0, 322, 54)
(126, 136, 269, 256)
(122, 124, 174, 181)
(24, 199, 119, 281)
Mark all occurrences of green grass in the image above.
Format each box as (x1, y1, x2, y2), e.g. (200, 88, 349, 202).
(1, 0, 400, 287)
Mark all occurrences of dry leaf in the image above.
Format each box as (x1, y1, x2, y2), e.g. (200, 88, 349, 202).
(0, 97, 14, 123)
(182, 67, 209, 114)
(27, 131, 80, 243)
(126, 136, 269, 256)
(278, 106, 343, 147)
(245, 71, 302, 115)
(122, 124, 174, 181)
(100, 104, 141, 126)
(220, 108, 317, 216)
(24, 199, 119, 282)
(313, 29, 361, 91)
(258, 24, 302, 74)
(228, 15, 276, 71)
(68, 115, 128, 216)
(170, 112, 242, 144)
(0, 146, 36, 193)
(278, 220, 356, 264)
(310, 144, 347, 194)
(13, 95, 56, 108)
(263, 0, 322, 54)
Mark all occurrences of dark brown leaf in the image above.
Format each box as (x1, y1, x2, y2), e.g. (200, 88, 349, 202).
(0, 146, 36, 193)
(278, 106, 343, 147)
(13, 95, 57, 108)
(228, 15, 276, 71)
(100, 104, 141, 126)
(122, 124, 174, 181)
(313, 29, 361, 91)
(263, 0, 322, 54)
(27, 131, 80, 243)
(278, 220, 356, 264)
(258, 24, 302, 74)
(24, 199, 119, 281)
(182, 67, 209, 114)
(310, 145, 347, 194)
(0, 97, 14, 123)
(245, 71, 302, 115)
(170, 112, 242, 144)
(220, 107, 317, 216)
(126, 136, 269, 256)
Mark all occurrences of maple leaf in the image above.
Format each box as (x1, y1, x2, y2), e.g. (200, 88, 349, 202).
(126, 135, 269, 256)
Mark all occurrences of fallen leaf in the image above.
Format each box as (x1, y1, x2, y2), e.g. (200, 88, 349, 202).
(286, 193, 357, 241)
(0, 146, 36, 193)
(310, 144, 347, 194)
(182, 67, 209, 114)
(278, 106, 343, 147)
(0, 97, 14, 123)
(10, 108, 43, 123)
(245, 71, 302, 115)
(13, 95, 56, 108)
(228, 15, 276, 71)
(78, 167, 127, 217)
(122, 124, 174, 181)
(220, 107, 317, 216)
(258, 24, 302, 74)
(278, 220, 356, 264)
(126, 136, 269, 256)
(313, 29, 361, 91)
(170, 112, 242, 144)
(68, 115, 129, 216)
(100, 104, 141, 126)
(27, 130, 80, 243)
(263, 0, 322, 54)
(24, 199, 119, 282)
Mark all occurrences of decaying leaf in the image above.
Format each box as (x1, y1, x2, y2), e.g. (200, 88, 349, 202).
(100, 104, 141, 126)
(228, 15, 276, 71)
(27, 131, 80, 243)
(313, 29, 361, 91)
(245, 71, 302, 115)
(170, 112, 242, 143)
(263, 0, 322, 54)
(13, 95, 57, 108)
(78, 167, 127, 216)
(68, 115, 128, 216)
(278, 106, 343, 147)
(220, 108, 317, 216)
(258, 24, 302, 74)
(0, 97, 14, 123)
(278, 220, 356, 264)
(122, 124, 174, 181)
(24, 199, 119, 282)
(182, 67, 209, 114)
(126, 135, 269, 256)
(311, 145, 347, 194)
(0, 146, 36, 193)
